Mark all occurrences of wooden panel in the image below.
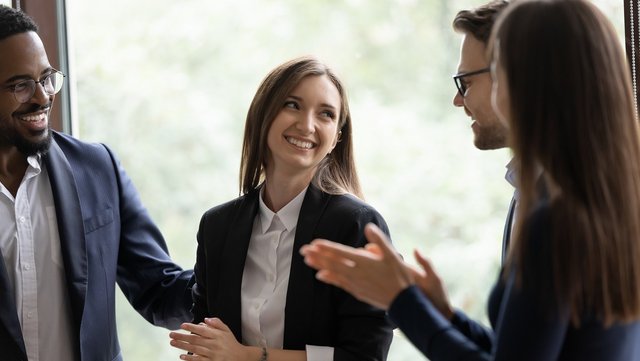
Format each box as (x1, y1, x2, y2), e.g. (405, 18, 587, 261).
(18, 0, 64, 131)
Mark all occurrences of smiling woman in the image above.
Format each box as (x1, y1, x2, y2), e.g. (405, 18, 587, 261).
(64, 0, 626, 360)
(168, 56, 393, 361)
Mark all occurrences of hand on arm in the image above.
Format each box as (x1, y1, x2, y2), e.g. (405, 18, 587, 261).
(301, 223, 413, 310)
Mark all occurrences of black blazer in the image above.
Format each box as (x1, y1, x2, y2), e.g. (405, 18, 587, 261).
(191, 185, 393, 361)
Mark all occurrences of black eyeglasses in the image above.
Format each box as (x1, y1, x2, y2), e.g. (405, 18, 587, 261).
(453, 67, 490, 97)
(0, 70, 65, 103)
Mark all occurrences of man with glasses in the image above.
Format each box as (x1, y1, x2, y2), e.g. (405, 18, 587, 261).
(452, 0, 513, 265)
(0, 6, 193, 361)
(426, 0, 512, 349)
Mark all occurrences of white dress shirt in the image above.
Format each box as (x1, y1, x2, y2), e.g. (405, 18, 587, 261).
(241, 186, 333, 361)
(0, 155, 76, 361)
(505, 158, 519, 230)
(505, 158, 518, 200)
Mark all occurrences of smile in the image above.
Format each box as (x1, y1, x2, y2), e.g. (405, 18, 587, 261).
(286, 136, 315, 149)
(19, 111, 47, 123)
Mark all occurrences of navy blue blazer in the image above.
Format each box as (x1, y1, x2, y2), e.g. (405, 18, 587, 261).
(388, 201, 640, 360)
(191, 185, 393, 361)
(0, 131, 194, 361)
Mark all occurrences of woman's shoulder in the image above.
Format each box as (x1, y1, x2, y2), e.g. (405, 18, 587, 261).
(200, 190, 258, 222)
(324, 192, 382, 218)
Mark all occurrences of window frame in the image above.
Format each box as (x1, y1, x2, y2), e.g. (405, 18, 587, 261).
(15, 0, 74, 134)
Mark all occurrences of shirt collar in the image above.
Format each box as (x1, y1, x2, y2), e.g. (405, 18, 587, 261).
(26, 154, 42, 176)
(258, 186, 308, 234)
(505, 158, 517, 189)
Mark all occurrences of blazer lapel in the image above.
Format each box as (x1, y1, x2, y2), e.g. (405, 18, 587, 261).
(501, 196, 516, 264)
(214, 192, 259, 341)
(283, 185, 330, 349)
(0, 250, 27, 357)
(43, 139, 87, 332)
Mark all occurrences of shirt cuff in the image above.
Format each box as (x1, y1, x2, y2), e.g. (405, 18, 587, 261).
(306, 345, 334, 361)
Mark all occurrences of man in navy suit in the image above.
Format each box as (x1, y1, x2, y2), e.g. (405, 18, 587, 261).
(0, 6, 193, 360)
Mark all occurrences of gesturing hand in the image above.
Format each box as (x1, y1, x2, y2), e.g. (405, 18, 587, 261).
(301, 223, 414, 310)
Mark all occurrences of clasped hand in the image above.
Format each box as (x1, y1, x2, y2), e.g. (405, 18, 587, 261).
(169, 318, 256, 361)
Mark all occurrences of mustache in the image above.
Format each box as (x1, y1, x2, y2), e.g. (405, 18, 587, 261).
(14, 103, 52, 116)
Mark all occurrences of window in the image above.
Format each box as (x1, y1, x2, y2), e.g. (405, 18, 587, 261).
(53, 0, 628, 359)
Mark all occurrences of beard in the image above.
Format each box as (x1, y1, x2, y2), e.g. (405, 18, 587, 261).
(0, 103, 54, 156)
(474, 123, 508, 150)
(0, 124, 52, 156)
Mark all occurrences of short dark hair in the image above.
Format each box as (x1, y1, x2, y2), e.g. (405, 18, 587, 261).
(0, 5, 38, 41)
(453, 0, 508, 43)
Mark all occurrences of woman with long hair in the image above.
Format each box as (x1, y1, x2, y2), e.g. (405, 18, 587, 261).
(170, 56, 393, 361)
(302, 1, 640, 359)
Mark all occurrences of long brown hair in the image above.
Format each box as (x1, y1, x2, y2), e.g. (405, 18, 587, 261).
(494, 0, 640, 325)
(239, 56, 362, 198)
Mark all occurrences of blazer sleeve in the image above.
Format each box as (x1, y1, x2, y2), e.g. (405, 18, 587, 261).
(105, 145, 195, 329)
(387, 204, 569, 361)
(449, 310, 494, 352)
(191, 207, 223, 324)
(331, 205, 394, 361)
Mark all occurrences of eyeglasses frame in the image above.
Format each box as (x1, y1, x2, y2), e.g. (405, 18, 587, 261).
(453, 67, 490, 97)
(0, 70, 65, 103)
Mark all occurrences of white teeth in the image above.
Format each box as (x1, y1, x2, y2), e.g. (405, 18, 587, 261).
(286, 136, 314, 149)
(20, 112, 46, 123)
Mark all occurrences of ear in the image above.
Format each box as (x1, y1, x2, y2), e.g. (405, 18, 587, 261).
(329, 130, 341, 154)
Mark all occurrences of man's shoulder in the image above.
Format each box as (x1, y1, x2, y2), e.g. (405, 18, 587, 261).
(52, 130, 105, 150)
(51, 130, 114, 161)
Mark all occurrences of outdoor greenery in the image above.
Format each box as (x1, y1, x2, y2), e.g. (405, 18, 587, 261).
(70, 0, 622, 359)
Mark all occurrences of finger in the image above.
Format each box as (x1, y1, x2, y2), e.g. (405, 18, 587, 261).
(170, 331, 203, 343)
(364, 243, 383, 256)
(180, 322, 220, 338)
(310, 239, 380, 265)
(178, 354, 202, 361)
(169, 337, 211, 356)
(404, 262, 426, 279)
(179, 354, 213, 361)
(309, 239, 365, 258)
(303, 245, 359, 271)
(363, 223, 398, 259)
(204, 317, 231, 332)
(414, 249, 436, 277)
